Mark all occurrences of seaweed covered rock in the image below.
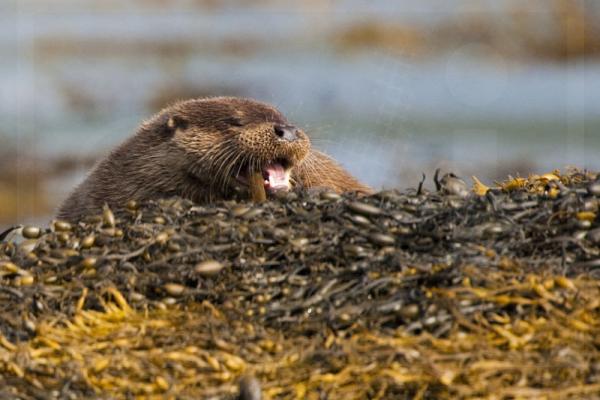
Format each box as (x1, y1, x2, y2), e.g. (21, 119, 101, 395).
(1, 170, 600, 399)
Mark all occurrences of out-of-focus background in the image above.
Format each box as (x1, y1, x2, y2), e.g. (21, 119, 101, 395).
(2, 0, 599, 226)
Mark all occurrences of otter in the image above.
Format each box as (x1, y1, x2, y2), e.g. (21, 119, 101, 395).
(58, 97, 372, 221)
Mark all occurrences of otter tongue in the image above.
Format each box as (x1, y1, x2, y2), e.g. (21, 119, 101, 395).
(265, 163, 289, 191)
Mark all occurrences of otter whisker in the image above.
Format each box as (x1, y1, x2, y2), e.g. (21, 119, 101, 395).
(308, 154, 326, 186)
(233, 153, 249, 179)
(210, 145, 235, 186)
(195, 140, 236, 200)
(235, 153, 248, 176)
(206, 140, 238, 192)
(220, 141, 246, 189)
(224, 150, 246, 186)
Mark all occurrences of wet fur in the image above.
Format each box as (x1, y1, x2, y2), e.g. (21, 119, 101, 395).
(58, 97, 372, 221)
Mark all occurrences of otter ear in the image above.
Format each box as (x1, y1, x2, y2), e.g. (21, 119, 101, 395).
(160, 114, 189, 136)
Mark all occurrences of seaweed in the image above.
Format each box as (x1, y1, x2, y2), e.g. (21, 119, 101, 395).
(1, 170, 599, 399)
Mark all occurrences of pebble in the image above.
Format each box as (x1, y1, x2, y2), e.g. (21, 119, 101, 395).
(81, 257, 97, 269)
(81, 235, 95, 249)
(290, 238, 309, 251)
(347, 201, 382, 216)
(194, 260, 224, 276)
(239, 375, 262, 400)
(368, 233, 396, 246)
(102, 205, 116, 228)
(163, 283, 185, 297)
(231, 205, 251, 217)
(126, 200, 139, 211)
(22, 226, 41, 239)
(320, 191, 341, 201)
(53, 221, 72, 232)
(441, 174, 469, 198)
(348, 214, 372, 227)
(242, 208, 263, 219)
(588, 181, 600, 196)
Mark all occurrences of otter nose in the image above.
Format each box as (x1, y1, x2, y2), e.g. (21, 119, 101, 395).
(274, 124, 299, 142)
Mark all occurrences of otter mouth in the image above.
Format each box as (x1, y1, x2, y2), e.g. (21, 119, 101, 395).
(236, 158, 292, 193)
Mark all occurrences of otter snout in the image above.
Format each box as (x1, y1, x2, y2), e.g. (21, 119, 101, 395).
(274, 124, 301, 142)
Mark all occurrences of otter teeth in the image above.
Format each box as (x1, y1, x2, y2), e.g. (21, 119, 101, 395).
(264, 163, 290, 191)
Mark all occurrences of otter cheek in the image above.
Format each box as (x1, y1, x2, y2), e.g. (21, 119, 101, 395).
(264, 163, 290, 192)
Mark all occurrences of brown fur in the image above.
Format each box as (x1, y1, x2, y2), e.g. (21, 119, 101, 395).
(58, 97, 372, 221)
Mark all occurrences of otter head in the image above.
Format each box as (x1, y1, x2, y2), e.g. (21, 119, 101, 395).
(152, 97, 310, 199)
(57, 96, 371, 221)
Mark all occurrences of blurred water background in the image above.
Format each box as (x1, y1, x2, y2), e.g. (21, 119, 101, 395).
(2, 0, 599, 226)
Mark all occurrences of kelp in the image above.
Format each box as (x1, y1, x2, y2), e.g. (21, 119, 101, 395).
(1, 169, 599, 399)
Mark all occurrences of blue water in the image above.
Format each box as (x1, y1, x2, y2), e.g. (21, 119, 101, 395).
(2, 3, 600, 191)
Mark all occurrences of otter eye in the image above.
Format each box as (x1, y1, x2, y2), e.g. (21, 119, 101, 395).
(225, 117, 244, 127)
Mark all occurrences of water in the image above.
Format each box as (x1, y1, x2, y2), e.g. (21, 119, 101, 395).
(2, 2, 599, 199)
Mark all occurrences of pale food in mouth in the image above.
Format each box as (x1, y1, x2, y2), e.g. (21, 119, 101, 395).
(248, 171, 267, 202)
